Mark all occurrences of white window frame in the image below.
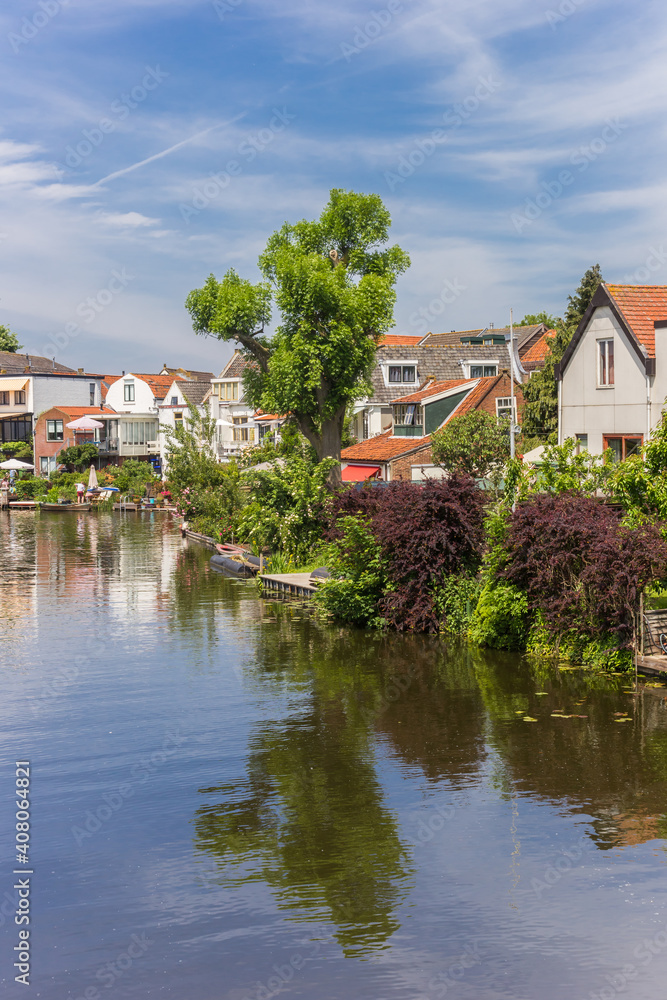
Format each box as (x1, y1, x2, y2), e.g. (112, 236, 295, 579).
(381, 360, 419, 388)
(496, 397, 516, 421)
(123, 382, 135, 402)
(597, 339, 614, 387)
(464, 360, 499, 379)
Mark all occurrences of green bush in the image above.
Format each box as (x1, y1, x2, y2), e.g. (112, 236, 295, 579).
(469, 582, 530, 651)
(314, 515, 388, 628)
(432, 574, 481, 636)
(13, 477, 48, 500)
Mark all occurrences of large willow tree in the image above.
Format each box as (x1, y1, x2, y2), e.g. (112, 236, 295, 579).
(185, 189, 410, 480)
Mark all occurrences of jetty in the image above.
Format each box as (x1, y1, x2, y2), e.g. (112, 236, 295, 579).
(260, 573, 316, 598)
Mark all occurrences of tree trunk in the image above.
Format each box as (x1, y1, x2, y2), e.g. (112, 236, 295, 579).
(295, 403, 346, 486)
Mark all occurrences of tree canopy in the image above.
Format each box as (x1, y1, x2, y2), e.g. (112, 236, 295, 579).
(516, 311, 558, 328)
(185, 189, 410, 480)
(521, 264, 603, 442)
(431, 410, 511, 480)
(0, 324, 22, 353)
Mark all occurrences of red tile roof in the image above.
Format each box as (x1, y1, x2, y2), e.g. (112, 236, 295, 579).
(521, 329, 556, 368)
(378, 334, 423, 347)
(605, 285, 667, 357)
(49, 406, 117, 417)
(341, 430, 431, 462)
(391, 378, 473, 404)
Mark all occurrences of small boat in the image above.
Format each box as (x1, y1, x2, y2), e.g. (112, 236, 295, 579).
(210, 551, 261, 577)
(39, 502, 91, 512)
(215, 542, 251, 557)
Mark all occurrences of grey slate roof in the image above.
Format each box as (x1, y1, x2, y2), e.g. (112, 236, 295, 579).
(0, 351, 76, 374)
(180, 380, 212, 406)
(369, 344, 512, 405)
(219, 351, 257, 379)
(420, 324, 546, 355)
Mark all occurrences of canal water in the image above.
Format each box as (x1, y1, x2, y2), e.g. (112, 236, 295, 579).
(1, 511, 667, 999)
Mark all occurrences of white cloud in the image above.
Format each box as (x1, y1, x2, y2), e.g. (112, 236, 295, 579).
(95, 211, 160, 228)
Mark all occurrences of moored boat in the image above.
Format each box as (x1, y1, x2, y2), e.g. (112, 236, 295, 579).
(39, 502, 92, 511)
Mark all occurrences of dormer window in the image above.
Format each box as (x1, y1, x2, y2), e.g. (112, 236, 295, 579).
(171, 396, 178, 405)
(394, 403, 420, 425)
(123, 382, 135, 402)
(388, 365, 416, 383)
(470, 365, 498, 378)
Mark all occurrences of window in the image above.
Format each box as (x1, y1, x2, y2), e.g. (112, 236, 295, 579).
(394, 403, 420, 426)
(40, 456, 56, 475)
(89, 383, 96, 406)
(598, 339, 614, 386)
(575, 433, 588, 453)
(211, 383, 220, 396)
(389, 366, 416, 383)
(221, 382, 239, 401)
(470, 365, 498, 378)
(233, 425, 255, 443)
(47, 420, 63, 441)
(14, 390, 26, 405)
(121, 421, 157, 445)
(496, 397, 515, 422)
(174, 413, 183, 427)
(171, 396, 178, 405)
(123, 382, 135, 402)
(603, 435, 642, 461)
(0, 392, 8, 405)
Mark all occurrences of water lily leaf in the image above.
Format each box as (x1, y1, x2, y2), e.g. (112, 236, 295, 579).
(535, 692, 549, 696)
(523, 716, 538, 722)
(614, 717, 632, 723)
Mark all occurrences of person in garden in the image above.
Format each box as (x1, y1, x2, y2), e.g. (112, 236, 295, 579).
(75, 481, 86, 504)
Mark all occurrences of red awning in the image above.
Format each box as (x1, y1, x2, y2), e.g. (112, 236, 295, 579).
(341, 464, 382, 482)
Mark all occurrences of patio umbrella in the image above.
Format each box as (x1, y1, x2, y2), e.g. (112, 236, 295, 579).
(0, 458, 34, 470)
(87, 464, 98, 489)
(66, 416, 104, 430)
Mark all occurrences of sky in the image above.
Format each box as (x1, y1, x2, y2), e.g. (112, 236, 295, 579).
(2, 0, 667, 376)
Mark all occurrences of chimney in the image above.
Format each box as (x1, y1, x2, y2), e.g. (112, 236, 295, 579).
(122, 370, 125, 376)
(52, 357, 56, 370)
(77, 367, 84, 374)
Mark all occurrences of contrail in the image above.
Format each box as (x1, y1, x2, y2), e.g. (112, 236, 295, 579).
(92, 114, 246, 187)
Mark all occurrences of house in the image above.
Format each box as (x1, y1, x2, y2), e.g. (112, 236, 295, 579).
(522, 329, 556, 374)
(34, 405, 117, 475)
(0, 351, 104, 447)
(350, 332, 527, 442)
(556, 284, 667, 459)
(207, 351, 286, 458)
(158, 377, 213, 472)
(101, 372, 189, 470)
(342, 371, 522, 482)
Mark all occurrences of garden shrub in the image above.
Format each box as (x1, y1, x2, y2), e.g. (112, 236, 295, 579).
(432, 574, 481, 636)
(314, 515, 388, 628)
(469, 582, 529, 651)
(236, 456, 336, 561)
(502, 493, 667, 651)
(323, 475, 487, 632)
(13, 477, 48, 500)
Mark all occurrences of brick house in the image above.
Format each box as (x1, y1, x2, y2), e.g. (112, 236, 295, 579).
(341, 371, 522, 482)
(34, 405, 116, 475)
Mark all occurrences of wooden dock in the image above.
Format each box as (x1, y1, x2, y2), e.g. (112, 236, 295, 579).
(636, 655, 667, 676)
(260, 573, 316, 598)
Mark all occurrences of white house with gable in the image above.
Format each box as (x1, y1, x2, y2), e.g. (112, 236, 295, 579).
(556, 284, 667, 460)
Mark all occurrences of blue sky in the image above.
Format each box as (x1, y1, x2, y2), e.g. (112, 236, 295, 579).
(2, 0, 666, 375)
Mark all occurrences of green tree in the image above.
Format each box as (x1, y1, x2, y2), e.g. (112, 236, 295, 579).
(521, 265, 604, 442)
(185, 189, 410, 481)
(516, 311, 558, 328)
(57, 442, 99, 471)
(431, 410, 510, 480)
(0, 324, 22, 352)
